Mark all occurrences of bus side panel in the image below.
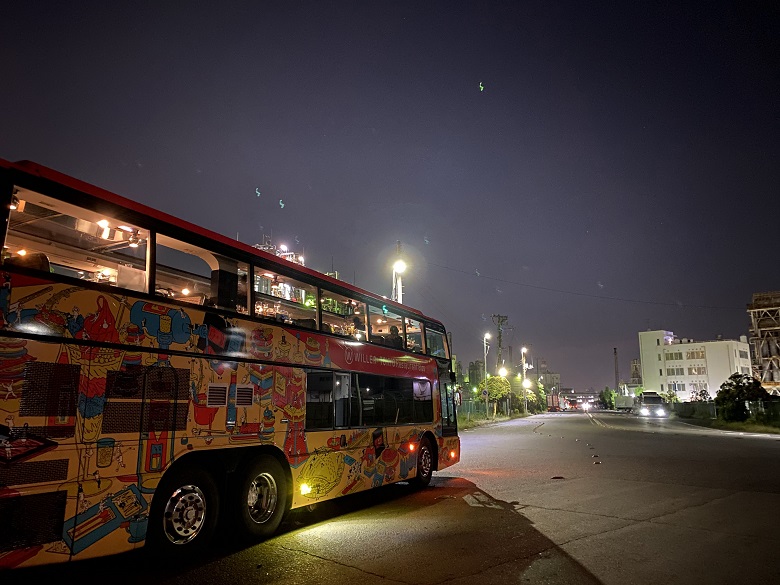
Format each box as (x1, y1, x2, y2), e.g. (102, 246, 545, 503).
(0, 274, 454, 567)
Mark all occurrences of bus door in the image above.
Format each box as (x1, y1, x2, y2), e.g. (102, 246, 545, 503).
(438, 373, 458, 436)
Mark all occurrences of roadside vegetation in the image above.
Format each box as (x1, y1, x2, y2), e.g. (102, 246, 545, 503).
(674, 373, 779, 435)
(457, 409, 529, 431)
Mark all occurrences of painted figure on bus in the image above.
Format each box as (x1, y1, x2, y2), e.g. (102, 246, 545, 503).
(130, 301, 192, 365)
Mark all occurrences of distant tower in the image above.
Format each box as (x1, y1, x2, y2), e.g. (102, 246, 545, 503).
(614, 348, 619, 391)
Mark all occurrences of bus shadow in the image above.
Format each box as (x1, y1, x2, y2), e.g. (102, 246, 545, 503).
(12, 477, 604, 584)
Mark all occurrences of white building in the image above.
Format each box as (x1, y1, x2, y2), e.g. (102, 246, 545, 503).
(638, 330, 752, 401)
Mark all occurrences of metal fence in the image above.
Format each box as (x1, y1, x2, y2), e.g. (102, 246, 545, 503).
(673, 400, 780, 427)
(672, 401, 716, 419)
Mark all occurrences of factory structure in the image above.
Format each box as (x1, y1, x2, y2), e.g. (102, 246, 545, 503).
(747, 291, 780, 394)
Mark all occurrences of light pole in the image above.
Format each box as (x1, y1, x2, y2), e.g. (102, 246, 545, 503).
(499, 366, 508, 414)
(391, 240, 405, 304)
(521, 347, 530, 413)
(483, 333, 490, 418)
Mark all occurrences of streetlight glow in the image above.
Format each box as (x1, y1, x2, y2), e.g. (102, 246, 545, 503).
(483, 333, 491, 419)
(391, 241, 405, 304)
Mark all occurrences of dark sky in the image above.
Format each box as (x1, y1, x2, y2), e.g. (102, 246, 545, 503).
(1, 2, 778, 390)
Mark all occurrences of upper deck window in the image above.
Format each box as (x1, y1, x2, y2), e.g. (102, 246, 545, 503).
(4, 188, 148, 293)
(425, 326, 449, 359)
(368, 304, 403, 348)
(320, 289, 365, 338)
(254, 267, 317, 327)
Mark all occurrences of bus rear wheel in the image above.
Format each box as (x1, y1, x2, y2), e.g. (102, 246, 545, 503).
(147, 465, 220, 556)
(233, 454, 289, 541)
(412, 437, 434, 488)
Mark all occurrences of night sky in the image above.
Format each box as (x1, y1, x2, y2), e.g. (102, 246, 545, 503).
(1, 2, 777, 391)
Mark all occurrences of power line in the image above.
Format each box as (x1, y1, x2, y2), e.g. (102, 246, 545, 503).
(427, 262, 743, 311)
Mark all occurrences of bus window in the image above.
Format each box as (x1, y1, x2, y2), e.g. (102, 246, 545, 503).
(425, 325, 449, 359)
(253, 267, 317, 327)
(368, 304, 403, 348)
(334, 373, 351, 427)
(320, 289, 364, 337)
(4, 188, 149, 292)
(236, 262, 250, 314)
(306, 371, 334, 430)
(352, 373, 432, 425)
(155, 235, 214, 305)
(405, 317, 424, 353)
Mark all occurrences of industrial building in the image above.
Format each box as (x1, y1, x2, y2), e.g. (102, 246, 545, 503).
(638, 330, 752, 401)
(747, 291, 780, 394)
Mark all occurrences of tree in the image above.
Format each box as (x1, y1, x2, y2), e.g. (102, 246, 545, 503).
(526, 385, 547, 414)
(599, 387, 616, 409)
(478, 376, 511, 416)
(715, 373, 770, 422)
(632, 385, 645, 397)
(690, 385, 711, 402)
(660, 388, 680, 403)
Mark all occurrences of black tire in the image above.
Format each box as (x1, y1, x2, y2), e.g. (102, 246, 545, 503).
(411, 437, 434, 488)
(232, 454, 289, 541)
(146, 464, 220, 556)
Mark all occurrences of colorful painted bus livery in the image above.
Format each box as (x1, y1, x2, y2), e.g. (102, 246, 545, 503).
(0, 158, 460, 568)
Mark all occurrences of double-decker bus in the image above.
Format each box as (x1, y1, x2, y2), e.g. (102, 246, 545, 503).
(0, 159, 460, 568)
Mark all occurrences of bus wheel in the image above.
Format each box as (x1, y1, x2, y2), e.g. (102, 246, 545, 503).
(147, 465, 219, 555)
(412, 437, 434, 488)
(233, 455, 289, 540)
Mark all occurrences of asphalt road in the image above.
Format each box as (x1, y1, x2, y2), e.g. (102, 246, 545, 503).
(10, 412, 780, 584)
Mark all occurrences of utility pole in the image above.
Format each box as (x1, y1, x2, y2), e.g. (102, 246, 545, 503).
(614, 347, 619, 392)
(491, 314, 508, 372)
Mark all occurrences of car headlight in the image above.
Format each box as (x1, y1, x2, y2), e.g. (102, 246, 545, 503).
(656, 408, 666, 417)
(640, 407, 650, 416)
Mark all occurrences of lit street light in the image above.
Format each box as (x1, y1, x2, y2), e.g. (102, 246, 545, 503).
(498, 367, 508, 413)
(483, 333, 490, 418)
(391, 241, 405, 304)
(521, 346, 533, 413)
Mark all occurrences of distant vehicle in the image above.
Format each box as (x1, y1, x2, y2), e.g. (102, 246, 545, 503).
(635, 391, 668, 417)
(546, 394, 561, 411)
(615, 394, 635, 411)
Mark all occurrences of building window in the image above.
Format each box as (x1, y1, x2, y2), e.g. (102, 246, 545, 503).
(688, 366, 707, 375)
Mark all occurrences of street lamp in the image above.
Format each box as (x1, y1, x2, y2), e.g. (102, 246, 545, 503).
(392, 259, 405, 303)
(483, 333, 490, 417)
(522, 377, 532, 413)
(521, 347, 533, 413)
(391, 240, 405, 304)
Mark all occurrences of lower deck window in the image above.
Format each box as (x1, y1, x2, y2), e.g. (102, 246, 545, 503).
(306, 370, 433, 430)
